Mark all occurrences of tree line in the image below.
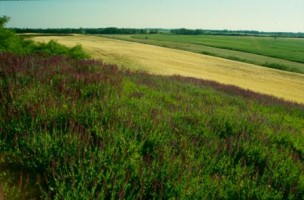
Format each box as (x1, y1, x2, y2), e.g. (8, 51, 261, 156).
(170, 28, 304, 38)
(12, 27, 160, 35)
(10, 26, 304, 38)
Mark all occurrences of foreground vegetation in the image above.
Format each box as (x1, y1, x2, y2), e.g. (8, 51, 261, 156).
(104, 34, 304, 74)
(1, 52, 304, 199)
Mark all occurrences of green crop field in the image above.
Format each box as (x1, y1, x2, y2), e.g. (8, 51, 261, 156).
(104, 34, 304, 74)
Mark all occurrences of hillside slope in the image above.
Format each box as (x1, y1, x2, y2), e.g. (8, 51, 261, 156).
(1, 53, 304, 199)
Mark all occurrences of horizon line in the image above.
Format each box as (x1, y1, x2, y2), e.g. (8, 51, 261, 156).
(8, 27, 304, 34)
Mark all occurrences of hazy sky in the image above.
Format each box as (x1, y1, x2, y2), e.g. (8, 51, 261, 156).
(1, 0, 303, 32)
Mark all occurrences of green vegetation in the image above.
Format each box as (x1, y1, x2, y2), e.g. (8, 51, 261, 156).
(13, 27, 155, 35)
(1, 16, 304, 199)
(0, 16, 29, 54)
(1, 53, 304, 199)
(103, 34, 304, 73)
(31, 40, 89, 59)
(170, 28, 304, 38)
(0, 16, 89, 59)
(13, 27, 304, 38)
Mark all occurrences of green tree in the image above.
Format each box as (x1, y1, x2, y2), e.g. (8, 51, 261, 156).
(0, 15, 10, 27)
(0, 15, 24, 53)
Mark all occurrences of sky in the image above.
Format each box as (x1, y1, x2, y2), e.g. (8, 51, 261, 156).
(0, 0, 303, 32)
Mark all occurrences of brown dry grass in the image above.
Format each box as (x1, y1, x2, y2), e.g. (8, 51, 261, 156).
(32, 35, 304, 104)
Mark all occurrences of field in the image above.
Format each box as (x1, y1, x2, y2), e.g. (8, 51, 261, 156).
(32, 35, 304, 104)
(104, 34, 304, 74)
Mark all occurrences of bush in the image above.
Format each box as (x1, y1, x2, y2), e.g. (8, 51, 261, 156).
(0, 16, 89, 59)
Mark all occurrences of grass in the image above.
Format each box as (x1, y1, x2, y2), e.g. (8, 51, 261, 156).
(103, 34, 304, 74)
(1, 53, 304, 199)
(32, 35, 304, 104)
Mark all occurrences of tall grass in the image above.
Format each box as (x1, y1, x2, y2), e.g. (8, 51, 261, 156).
(1, 53, 304, 199)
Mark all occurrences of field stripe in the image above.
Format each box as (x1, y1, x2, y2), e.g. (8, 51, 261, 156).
(103, 34, 304, 74)
(32, 35, 304, 104)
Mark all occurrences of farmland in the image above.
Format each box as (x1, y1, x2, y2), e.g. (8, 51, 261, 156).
(1, 19, 304, 199)
(104, 34, 304, 74)
(32, 35, 304, 104)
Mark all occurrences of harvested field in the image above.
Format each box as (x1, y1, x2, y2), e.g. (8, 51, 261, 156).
(33, 35, 304, 104)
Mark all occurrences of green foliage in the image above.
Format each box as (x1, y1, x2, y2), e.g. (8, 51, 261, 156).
(0, 16, 24, 54)
(32, 40, 89, 59)
(0, 16, 89, 59)
(68, 44, 90, 59)
(1, 54, 304, 199)
(0, 16, 10, 27)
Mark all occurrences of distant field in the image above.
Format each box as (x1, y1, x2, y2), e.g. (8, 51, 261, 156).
(104, 34, 304, 73)
(32, 35, 304, 104)
(133, 34, 304, 63)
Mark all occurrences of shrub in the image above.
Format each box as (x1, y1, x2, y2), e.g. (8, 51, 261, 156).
(0, 16, 89, 59)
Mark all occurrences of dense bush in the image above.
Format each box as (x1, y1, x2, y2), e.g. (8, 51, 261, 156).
(31, 40, 89, 59)
(0, 16, 89, 59)
(0, 16, 24, 53)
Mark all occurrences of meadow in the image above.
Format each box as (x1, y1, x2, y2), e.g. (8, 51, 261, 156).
(104, 34, 304, 74)
(33, 35, 304, 104)
(1, 52, 304, 199)
(1, 20, 304, 199)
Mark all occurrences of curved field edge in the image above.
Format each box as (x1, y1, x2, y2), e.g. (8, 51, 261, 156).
(103, 34, 304, 74)
(31, 35, 304, 104)
(1, 53, 304, 199)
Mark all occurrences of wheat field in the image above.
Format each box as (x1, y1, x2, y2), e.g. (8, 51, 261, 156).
(32, 35, 304, 104)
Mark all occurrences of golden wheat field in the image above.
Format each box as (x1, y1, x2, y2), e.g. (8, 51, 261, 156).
(32, 35, 304, 104)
